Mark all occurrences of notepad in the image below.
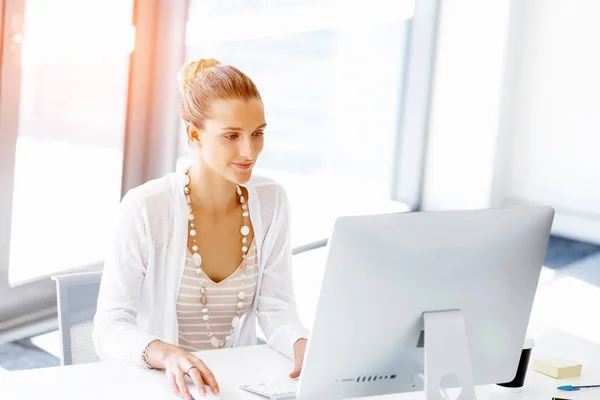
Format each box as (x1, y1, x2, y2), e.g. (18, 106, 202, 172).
(533, 357, 582, 379)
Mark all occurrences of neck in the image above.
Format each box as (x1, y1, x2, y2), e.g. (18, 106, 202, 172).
(187, 162, 239, 216)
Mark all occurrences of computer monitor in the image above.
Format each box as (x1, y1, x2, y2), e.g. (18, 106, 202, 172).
(296, 206, 554, 400)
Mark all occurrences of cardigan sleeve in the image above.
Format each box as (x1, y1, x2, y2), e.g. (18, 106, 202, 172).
(256, 185, 309, 360)
(92, 190, 159, 367)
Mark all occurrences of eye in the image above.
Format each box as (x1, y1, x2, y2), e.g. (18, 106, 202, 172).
(253, 131, 264, 137)
(224, 134, 239, 140)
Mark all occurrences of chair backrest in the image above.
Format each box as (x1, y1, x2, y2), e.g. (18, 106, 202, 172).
(52, 271, 102, 366)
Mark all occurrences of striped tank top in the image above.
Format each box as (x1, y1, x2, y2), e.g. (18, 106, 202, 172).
(176, 239, 258, 351)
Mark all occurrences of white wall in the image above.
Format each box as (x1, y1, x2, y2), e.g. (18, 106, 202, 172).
(422, 0, 600, 244)
(502, 0, 600, 244)
(421, 0, 513, 211)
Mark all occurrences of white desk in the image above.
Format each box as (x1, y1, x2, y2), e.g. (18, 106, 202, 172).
(1, 322, 599, 400)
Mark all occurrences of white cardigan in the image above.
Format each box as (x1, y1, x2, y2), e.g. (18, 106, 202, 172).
(92, 171, 309, 367)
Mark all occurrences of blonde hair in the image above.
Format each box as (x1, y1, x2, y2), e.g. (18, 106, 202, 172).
(177, 58, 261, 129)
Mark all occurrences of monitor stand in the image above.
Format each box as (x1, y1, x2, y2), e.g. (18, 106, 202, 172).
(422, 310, 477, 400)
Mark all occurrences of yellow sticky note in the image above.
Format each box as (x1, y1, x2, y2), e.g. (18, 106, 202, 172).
(533, 357, 582, 379)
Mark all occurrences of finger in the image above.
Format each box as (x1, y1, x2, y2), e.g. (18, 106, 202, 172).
(188, 367, 207, 396)
(175, 369, 191, 400)
(289, 355, 303, 379)
(192, 357, 220, 394)
(167, 371, 180, 397)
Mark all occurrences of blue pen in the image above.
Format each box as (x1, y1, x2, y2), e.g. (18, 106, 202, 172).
(558, 384, 600, 391)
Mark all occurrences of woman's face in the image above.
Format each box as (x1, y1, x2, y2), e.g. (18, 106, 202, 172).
(190, 98, 266, 184)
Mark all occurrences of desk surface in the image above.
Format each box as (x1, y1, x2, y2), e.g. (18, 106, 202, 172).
(1, 322, 600, 400)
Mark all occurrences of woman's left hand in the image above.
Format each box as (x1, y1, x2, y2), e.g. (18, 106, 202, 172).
(289, 338, 308, 379)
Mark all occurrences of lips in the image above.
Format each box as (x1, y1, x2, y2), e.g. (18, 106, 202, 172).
(233, 162, 253, 170)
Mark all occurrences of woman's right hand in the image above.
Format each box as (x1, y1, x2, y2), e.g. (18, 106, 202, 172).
(147, 341, 220, 399)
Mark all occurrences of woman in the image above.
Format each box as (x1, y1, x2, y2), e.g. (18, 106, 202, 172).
(93, 58, 309, 399)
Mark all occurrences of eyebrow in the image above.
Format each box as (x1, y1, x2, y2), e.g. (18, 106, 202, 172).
(221, 123, 267, 132)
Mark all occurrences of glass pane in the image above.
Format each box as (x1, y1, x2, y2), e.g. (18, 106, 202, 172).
(9, 0, 135, 285)
(178, 0, 414, 246)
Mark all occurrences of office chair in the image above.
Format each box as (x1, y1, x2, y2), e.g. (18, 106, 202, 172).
(52, 271, 103, 366)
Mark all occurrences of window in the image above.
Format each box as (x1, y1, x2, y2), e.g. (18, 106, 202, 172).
(6, 0, 135, 285)
(178, 0, 415, 246)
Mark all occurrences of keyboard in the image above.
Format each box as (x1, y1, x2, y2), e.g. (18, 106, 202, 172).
(239, 379, 298, 399)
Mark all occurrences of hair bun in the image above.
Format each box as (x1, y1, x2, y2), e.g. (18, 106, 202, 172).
(177, 58, 221, 92)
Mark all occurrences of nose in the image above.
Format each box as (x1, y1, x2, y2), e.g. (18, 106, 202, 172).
(239, 136, 256, 160)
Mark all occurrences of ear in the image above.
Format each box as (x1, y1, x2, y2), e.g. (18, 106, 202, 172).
(186, 123, 202, 146)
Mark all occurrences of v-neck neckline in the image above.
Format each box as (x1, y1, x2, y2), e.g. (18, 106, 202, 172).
(186, 237, 256, 285)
